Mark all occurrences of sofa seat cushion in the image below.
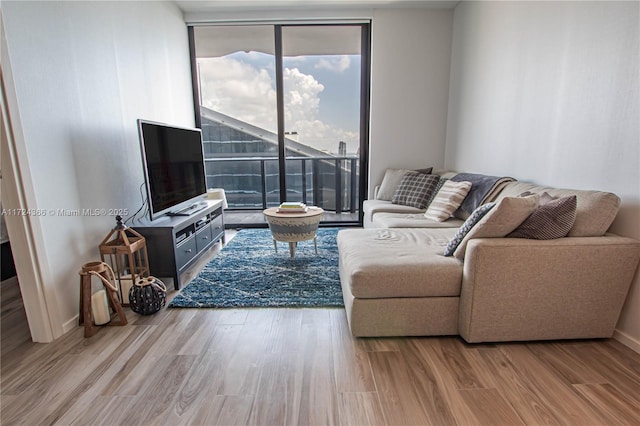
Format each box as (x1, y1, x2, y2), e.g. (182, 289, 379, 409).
(337, 228, 462, 299)
(496, 182, 620, 237)
(373, 213, 464, 229)
(363, 199, 425, 226)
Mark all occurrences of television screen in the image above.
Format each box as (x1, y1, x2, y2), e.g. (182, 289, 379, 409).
(138, 120, 207, 220)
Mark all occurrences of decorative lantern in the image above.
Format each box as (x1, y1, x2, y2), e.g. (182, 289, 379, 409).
(129, 276, 167, 315)
(99, 215, 150, 305)
(78, 261, 127, 338)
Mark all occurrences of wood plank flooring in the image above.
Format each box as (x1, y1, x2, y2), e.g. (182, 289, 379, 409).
(2, 235, 640, 425)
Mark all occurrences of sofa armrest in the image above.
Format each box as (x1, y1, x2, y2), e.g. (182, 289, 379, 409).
(459, 234, 640, 343)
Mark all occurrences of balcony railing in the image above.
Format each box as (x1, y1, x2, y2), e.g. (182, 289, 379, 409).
(204, 155, 359, 213)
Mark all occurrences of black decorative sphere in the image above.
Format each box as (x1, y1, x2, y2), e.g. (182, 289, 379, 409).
(129, 277, 166, 315)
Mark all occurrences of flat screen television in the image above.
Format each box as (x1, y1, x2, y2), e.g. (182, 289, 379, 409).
(137, 119, 207, 221)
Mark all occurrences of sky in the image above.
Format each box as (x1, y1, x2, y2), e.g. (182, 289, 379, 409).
(198, 51, 361, 154)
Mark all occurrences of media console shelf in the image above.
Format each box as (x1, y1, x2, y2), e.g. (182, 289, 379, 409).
(132, 199, 224, 290)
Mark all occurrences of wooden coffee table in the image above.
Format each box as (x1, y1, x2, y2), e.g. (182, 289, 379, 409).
(263, 207, 324, 258)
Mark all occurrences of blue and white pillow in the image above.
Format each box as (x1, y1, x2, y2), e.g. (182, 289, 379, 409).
(443, 202, 496, 256)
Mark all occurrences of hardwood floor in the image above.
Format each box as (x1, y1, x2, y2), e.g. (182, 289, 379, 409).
(2, 235, 640, 425)
(0, 276, 32, 360)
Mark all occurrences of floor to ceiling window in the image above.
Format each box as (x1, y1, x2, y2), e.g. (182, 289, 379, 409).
(189, 22, 370, 226)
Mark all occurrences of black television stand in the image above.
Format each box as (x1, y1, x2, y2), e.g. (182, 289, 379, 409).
(132, 200, 224, 289)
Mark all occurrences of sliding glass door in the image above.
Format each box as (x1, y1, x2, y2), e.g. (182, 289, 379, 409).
(190, 23, 370, 225)
(281, 25, 362, 215)
(191, 25, 281, 210)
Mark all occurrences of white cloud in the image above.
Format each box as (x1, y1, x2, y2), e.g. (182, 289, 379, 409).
(199, 57, 277, 132)
(198, 56, 358, 153)
(314, 56, 351, 73)
(283, 67, 323, 124)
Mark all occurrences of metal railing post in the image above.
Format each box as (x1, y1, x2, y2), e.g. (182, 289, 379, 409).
(350, 158, 357, 213)
(301, 159, 307, 205)
(260, 159, 267, 208)
(312, 159, 320, 208)
(334, 159, 342, 213)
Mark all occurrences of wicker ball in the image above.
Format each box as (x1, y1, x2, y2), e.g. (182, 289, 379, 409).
(129, 277, 166, 315)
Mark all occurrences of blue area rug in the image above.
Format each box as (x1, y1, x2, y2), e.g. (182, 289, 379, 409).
(168, 228, 343, 308)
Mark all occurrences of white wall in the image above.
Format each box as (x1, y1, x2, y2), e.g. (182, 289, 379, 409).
(446, 1, 640, 351)
(369, 8, 453, 196)
(2, 0, 194, 340)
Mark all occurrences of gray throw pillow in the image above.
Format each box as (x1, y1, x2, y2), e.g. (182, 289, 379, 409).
(508, 193, 577, 239)
(377, 169, 411, 201)
(391, 172, 441, 209)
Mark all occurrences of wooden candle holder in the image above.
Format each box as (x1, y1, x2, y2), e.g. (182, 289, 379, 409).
(78, 261, 127, 338)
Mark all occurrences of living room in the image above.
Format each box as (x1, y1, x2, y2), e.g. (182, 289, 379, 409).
(1, 0, 639, 423)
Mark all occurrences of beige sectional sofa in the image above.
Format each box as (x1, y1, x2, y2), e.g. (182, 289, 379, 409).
(338, 171, 640, 342)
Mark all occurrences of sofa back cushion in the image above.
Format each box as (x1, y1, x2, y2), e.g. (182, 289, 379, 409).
(495, 182, 620, 237)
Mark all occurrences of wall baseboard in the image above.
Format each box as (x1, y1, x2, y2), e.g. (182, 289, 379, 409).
(613, 329, 640, 354)
(62, 315, 79, 335)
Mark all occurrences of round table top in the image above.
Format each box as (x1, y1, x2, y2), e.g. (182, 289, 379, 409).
(263, 206, 324, 218)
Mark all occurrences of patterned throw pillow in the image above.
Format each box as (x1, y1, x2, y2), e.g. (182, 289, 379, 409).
(443, 203, 496, 256)
(392, 172, 441, 209)
(508, 193, 577, 239)
(376, 167, 434, 201)
(424, 180, 472, 222)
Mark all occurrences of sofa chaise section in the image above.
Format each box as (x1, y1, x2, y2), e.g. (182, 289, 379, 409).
(338, 228, 462, 337)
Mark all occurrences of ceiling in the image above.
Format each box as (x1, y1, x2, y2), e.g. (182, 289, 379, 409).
(175, 0, 460, 14)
